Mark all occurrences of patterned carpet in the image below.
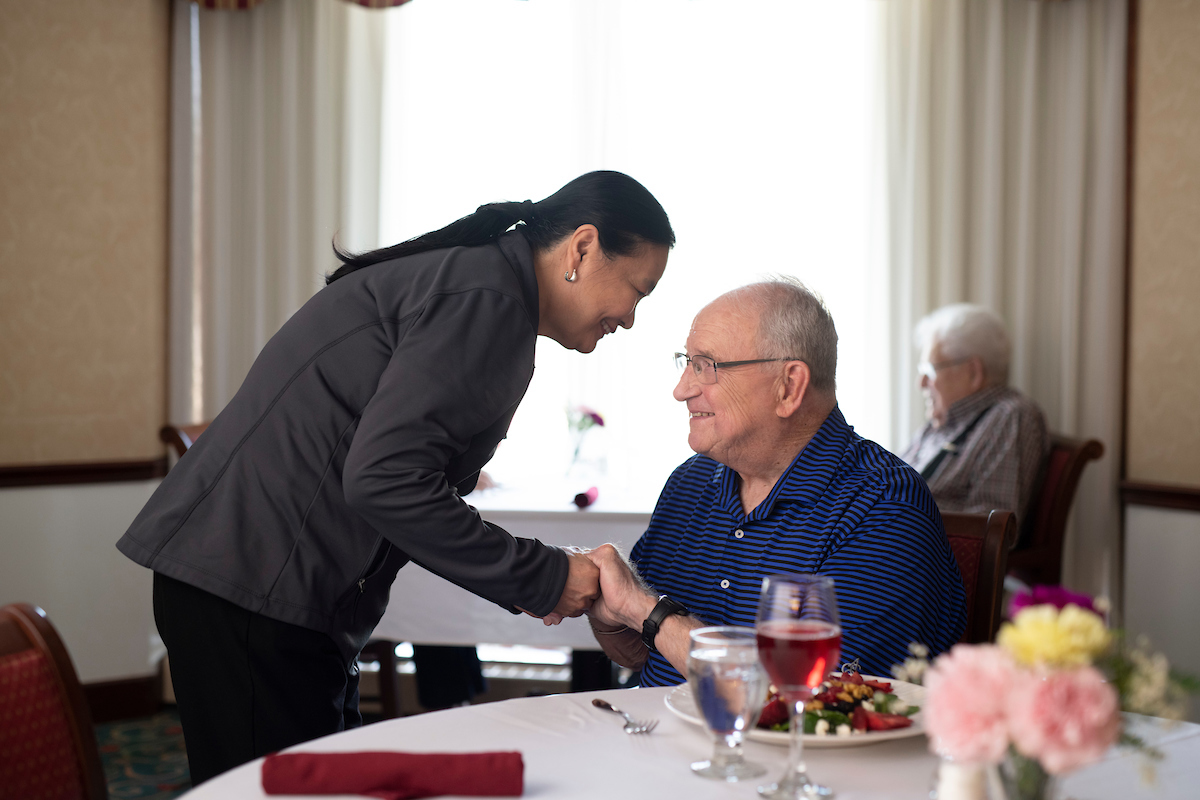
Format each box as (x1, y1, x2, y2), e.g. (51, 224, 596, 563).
(95, 710, 191, 800)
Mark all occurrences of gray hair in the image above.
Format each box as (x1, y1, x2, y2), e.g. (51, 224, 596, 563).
(914, 303, 1011, 385)
(728, 278, 838, 393)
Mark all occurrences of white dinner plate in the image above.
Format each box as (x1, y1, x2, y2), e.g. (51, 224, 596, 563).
(664, 676, 927, 748)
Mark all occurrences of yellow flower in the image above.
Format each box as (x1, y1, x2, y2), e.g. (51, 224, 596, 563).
(997, 603, 1111, 667)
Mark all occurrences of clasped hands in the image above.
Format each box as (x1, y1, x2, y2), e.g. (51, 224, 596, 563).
(530, 544, 658, 631)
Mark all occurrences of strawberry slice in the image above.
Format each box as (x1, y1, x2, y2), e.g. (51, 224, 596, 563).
(864, 679, 893, 692)
(864, 711, 913, 731)
(840, 671, 864, 685)
(851, 706, 870, 732)
(758, 698, 789, 729)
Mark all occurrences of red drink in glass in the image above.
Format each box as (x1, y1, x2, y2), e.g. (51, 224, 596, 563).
(756, 619, 842, 700)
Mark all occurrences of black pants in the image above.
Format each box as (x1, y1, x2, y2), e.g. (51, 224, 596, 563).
(153, 572, 361, 786)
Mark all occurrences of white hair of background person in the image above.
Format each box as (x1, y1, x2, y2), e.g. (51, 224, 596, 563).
(914, 303, 1011, 387)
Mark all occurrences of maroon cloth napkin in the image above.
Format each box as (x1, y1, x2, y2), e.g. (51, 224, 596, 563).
(262, 751, 524, 799)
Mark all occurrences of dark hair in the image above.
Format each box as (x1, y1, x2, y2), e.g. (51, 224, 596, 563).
(326, 170, 675, 284)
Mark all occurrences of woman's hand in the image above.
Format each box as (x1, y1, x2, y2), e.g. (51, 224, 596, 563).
(545, 550, 601, 623)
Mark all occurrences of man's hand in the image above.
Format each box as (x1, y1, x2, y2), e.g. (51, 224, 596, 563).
(548, 549, 601, 621)
(583, 544, 658, 630)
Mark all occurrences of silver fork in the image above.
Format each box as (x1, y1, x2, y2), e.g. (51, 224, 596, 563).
(592, 698, 659, 734)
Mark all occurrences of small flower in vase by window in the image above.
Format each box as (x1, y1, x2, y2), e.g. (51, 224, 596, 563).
(566, 405, 605, 470)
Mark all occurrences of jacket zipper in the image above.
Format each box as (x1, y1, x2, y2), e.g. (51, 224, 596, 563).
(352, 542, 380, 622)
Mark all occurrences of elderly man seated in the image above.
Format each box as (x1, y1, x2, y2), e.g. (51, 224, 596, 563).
(899, 303, 1049, 526)
(584, 280, 966, 686)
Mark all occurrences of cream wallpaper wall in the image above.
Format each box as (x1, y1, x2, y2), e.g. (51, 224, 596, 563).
(1126, 0, 1200, 487)
(0, 0, 170, 464)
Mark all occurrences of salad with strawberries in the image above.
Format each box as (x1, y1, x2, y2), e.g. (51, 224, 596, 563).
(757, 669, 920, 737)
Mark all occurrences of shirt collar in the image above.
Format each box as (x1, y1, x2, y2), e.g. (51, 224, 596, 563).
(715, 405, 852, 522)
(943, 385, 1007, 429)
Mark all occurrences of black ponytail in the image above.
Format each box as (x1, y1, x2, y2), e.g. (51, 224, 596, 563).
(326, 170, 675, 285)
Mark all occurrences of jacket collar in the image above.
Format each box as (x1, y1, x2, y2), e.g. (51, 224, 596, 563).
(497, 230, 539, 331)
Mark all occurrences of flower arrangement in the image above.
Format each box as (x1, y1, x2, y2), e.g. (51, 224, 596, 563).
(566, 405, 605, 470)
(899, 585, 1197, 800)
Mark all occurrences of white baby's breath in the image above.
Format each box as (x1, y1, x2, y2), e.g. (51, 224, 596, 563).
(1126, 639, 1188, 721)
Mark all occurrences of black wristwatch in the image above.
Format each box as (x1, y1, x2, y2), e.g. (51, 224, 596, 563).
(641, 595, 688, 652)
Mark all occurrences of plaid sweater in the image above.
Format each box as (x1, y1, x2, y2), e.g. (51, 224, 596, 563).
(900, 385, 1049, 526)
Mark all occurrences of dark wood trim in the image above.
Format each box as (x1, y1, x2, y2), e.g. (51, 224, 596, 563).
(1116, 0, 1140, 627)
(1120, 481, 1200, 512)
(83, 674, 163, 724)
(0, 457, 168, 488)
(1120, 0, 1139, 489)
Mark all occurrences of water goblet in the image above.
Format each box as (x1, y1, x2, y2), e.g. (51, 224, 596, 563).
(687, 626, 768, 781)
(756, 574, 842, 799)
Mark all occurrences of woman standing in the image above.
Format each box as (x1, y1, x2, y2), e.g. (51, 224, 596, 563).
(118, 170, 673, 783)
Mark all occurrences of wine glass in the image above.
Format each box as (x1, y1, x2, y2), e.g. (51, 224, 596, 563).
(687, 626, 768, 781)
(755, 574, 842, 799)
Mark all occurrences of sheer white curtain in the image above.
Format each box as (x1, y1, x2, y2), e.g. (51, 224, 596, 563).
(876, 0, 1128, 602)
(168, 0, 386, 422)
(378, 0, 881, 506)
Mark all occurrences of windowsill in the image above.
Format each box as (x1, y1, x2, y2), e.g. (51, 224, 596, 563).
(464, 479, 656, 520)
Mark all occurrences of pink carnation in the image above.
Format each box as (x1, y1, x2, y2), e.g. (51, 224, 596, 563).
(924, 645, 1017, 764)
(1008, 667, 1120, 774)
(575, 406, 605, 426)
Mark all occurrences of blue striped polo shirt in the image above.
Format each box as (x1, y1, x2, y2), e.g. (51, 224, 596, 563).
(630, 406, 967, 686)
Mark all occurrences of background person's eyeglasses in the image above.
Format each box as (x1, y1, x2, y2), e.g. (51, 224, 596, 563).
(916, 357, 972, 381)
(674, 353, 793, 385)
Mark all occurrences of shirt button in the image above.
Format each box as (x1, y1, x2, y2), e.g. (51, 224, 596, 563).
(734, 529, 745, 539)
(720, 579, 730, 589)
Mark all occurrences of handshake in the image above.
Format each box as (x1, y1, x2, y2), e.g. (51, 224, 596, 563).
(540, 544, 651, 630)
(518, 544, 698, 674)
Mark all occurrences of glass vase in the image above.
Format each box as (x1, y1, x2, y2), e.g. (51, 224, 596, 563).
(931, 756, 988, 800)
(993, 750, 1056, 800)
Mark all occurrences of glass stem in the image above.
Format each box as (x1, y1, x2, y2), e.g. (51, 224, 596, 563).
(788, 697, 809, 785)
(713, 732, 741, 769)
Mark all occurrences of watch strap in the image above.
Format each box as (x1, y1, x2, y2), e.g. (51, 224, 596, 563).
(641, 595, 688, 652)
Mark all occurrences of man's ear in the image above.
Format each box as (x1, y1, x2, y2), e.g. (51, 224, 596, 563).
(968, 356, 987, 392)
(776, 361, 811, 418)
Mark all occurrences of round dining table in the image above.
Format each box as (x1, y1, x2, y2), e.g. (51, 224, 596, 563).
(180, 686, 1200, 799)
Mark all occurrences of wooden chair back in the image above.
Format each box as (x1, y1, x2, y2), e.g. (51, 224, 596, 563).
(0, 603, 108, 800)
(1008, 434, 1104, 586)
(159, 422, 211, 459)
(942, 510, 1017, 644)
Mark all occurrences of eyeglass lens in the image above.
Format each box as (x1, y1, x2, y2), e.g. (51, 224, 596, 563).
(675, 353, 717, 384)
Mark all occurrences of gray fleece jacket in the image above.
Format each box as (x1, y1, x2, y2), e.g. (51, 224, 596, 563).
(118, 231, 568, 664)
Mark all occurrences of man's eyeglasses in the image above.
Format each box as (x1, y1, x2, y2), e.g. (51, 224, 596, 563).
(674, 352, 794, 385)
(917, 357, 972, 381)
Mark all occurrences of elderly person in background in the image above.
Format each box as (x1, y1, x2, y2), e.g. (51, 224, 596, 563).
(900, 303, 1050, 526)
(584, 279, 967, 685)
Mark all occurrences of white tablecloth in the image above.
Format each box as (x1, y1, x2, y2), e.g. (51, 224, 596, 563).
(181, 687, 1200, 800)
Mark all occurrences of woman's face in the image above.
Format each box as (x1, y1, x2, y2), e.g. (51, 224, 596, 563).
(557, 242, 670, 353)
